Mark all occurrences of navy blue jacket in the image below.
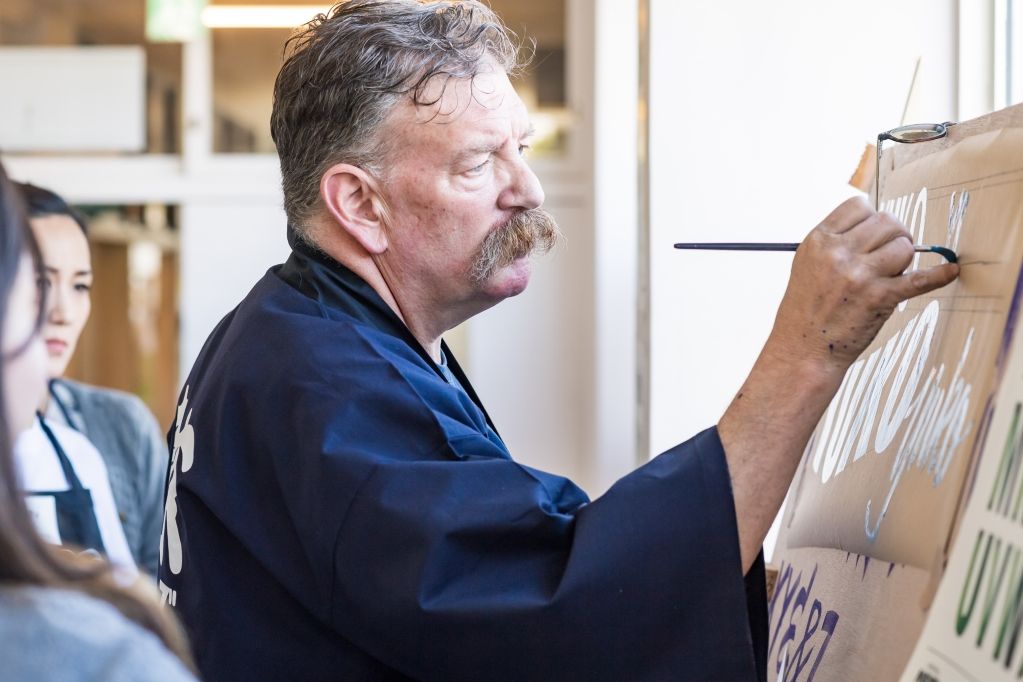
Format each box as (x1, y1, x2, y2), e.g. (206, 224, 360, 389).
(158, 232, 768, 681)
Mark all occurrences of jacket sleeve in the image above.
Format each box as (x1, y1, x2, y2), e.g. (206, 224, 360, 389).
(329, 426, 766, 682)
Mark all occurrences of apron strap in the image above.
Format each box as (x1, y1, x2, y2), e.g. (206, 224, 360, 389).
(36, 413, 86, 491)
(48, 380, 80, 432)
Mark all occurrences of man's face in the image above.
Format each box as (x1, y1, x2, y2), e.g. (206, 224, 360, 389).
(374, 65, 557, 319)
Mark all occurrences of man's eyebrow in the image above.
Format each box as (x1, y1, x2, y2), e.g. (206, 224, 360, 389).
(452, 139, 504, 164)
(452, 127, 537, 165)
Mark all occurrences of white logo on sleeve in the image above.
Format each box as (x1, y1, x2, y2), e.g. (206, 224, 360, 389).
(159, 386, 195, 606)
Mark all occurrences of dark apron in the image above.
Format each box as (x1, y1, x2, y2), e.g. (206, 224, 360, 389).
(25, 413, 106, 555)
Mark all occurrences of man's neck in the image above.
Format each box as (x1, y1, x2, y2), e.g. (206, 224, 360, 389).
(304, 226, 452, 362)
(351, 257, 448, 361)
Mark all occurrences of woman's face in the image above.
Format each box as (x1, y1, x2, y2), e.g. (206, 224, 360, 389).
(2, 254, 47, 436)
(31, 215, 92, 379)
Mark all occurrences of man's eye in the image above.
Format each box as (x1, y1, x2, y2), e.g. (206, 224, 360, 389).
(466, 159, 490, 175)
(74, 283, 92, 293)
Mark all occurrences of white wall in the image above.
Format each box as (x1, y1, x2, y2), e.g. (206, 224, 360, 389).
(0, 47, 145, 152)
(590, 0, 640, 493)
(647, 0, 958, 462)
(178, 200, 290, 375)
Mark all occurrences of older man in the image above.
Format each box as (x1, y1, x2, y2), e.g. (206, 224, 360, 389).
(158, 1, 958, 680)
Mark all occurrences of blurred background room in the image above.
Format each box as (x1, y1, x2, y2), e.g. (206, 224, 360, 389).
(1, 2, 1019, 562)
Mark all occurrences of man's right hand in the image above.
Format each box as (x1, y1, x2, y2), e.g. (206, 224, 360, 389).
(717, 195, 959, 574)
(767, 195, 960, 376)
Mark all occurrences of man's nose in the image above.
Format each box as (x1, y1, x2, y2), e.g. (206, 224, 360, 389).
(498, 157, 545, 212)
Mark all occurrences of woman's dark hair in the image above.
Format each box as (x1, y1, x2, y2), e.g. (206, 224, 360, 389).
(0, 163, 44, 416)
(0, 164, 194, 671)
(15, 182, 88, 234)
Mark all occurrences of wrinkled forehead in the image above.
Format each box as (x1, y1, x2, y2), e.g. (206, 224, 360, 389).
(384, 65, 529, 155)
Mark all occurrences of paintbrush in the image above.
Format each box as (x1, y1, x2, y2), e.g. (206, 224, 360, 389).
(673, 242, 958, 264)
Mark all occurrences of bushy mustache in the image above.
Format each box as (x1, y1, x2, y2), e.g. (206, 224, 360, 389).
(469, 208, 561, 283)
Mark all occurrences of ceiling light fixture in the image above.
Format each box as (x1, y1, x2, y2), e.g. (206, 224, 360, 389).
(200, 5, 330, 29)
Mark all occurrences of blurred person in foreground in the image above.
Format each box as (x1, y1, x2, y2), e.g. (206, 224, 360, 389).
(0, 161, 195, 681)
(11, 183, 168, 576)
(159, 1, 960, 680)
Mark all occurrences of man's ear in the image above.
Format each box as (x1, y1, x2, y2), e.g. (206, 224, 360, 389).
(320, 164, 389, 254)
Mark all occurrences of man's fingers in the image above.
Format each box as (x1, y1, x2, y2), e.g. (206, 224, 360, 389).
(849, 212, 913, 253)
(820, 195, 874, 235)
(867, 235, 915, 276)
(887, 263, 961, 304)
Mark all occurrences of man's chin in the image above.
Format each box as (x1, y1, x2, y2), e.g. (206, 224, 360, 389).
(480, 256, 533, 300)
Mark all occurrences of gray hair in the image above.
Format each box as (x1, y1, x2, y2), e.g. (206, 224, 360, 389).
(271, 0, 525, 233)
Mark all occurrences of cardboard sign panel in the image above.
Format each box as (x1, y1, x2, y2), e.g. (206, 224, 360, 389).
(903, 208, 1023, 681)
(783, 107, 1023, 569)
(771, 102, 1023, 681)
(769, 545, 929, 681)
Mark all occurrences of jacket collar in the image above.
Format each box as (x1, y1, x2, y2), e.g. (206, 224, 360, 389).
(276, 226, 499, 434)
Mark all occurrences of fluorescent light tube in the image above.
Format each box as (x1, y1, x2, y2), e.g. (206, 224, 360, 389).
(201, 5, 329, 29)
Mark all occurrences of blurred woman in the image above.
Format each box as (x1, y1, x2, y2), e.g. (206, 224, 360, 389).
(15, 183, 167, 576)
(0, 161, 195, 679)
